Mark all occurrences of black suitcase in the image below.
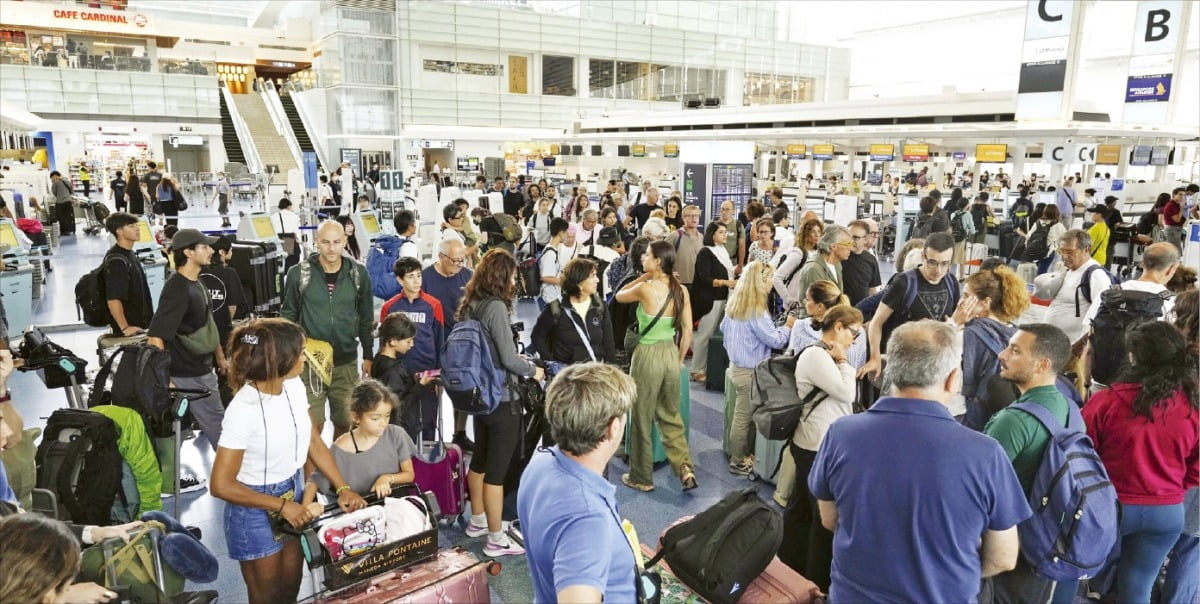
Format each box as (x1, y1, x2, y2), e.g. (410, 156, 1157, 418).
(705, 330, 728, 391)
(997, 222, 1019, 260)
(229, 240, 284, 315)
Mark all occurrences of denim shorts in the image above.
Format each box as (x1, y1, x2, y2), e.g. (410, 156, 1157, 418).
(224, 471, 302, 562)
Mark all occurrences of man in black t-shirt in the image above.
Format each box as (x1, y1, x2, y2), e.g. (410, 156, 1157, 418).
(102, 212, 154, 336)
(142, 162, 163, 212)
(841, 220, 882, 305)
(109, 171, 127, 212)
(625, 186, 660, 232)
(199, 235, 244, 406)
(148, 229, 224, 453)
(860, 233, 959, 380)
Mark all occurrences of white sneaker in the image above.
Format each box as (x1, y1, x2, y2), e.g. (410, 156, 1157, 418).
(162, 476, 207, 497)
(483, 532, 525, 557)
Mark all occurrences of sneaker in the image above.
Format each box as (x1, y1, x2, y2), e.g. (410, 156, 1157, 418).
(452, 431, 475, 453)
(162, 476, 207, 497)
(484, 533, 525, 557)
(728, 459, 755, 477)
(465, 521, 489, 537)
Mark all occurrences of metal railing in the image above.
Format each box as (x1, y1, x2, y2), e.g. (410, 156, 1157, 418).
(219, 82, 264, 174)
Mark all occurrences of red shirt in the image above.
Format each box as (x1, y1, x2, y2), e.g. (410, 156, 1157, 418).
(1164, 200, 1185, 226)
(1083, 383, 1199, 505)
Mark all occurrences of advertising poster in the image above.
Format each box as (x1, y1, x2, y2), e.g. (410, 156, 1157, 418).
(869, 144, 895, 161)
(901, 144, 929, 162)
(340, 148, 363, 175)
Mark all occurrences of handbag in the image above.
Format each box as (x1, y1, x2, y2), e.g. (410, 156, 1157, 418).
(175, 190, 188, 212)
(317, 505, 388, 562)
(176, 315, 218, 357)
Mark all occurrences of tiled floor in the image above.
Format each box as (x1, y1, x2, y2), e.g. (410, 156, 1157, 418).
(10, 199, 895, 602)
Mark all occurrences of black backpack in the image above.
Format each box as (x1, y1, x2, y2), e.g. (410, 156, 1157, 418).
(1089, 287, 1173, 385)
(75, 253, 128, 327)
(911, 214, 934, 239)
(89, 343, 176, 437)
(35, 409, 123, 525)
(645, 488, 783, 604)
(951, 210, 969, 242)
(1022, 222, 1052, 263)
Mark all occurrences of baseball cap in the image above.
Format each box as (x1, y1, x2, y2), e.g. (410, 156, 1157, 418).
(598, 227, 620, 247)
(171, 228, 218, 250)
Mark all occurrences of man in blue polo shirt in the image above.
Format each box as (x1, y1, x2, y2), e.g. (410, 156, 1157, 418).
(380, 256, 445, 441)
(518, 362, 636, 604)
(809, 320, 1030, 603)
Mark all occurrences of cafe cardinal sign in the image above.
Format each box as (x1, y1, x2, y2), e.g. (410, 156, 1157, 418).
(53, 9, 148, 27)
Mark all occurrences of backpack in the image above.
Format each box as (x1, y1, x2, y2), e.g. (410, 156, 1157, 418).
(519, 247, 556, 299)
(297, 254, 363, 310)
(911, 214, 934, 239)
(775, 249, 808, 291)
(441, 300, 508, 415)
(76, 253, 129, 327)
(1089, 286, 1173, 384)
(495, 213, 523, 243)
(1009, 402, 1119, 581)
(365, 234, 404, 300)
(1023, 221, 1052, 262)
(35, 409, 123, 525)
(750, 344, 830, 442)
(1073, 264, 1118, 317)
(644, 488, 783, 604)
(578, 245, 611, 300)
(88, 343, 175, 437)
(951, 209, 974, 243)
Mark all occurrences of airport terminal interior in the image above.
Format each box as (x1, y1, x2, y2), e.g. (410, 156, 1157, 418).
(1, 0, 1199, 603)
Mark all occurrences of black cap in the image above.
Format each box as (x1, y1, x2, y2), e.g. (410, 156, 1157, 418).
(171, 228, 218, 250)
(598, 227, 620, 247)
(1088, 204, 1108, 216)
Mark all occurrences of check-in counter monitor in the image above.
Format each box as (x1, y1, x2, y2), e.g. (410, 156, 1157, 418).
(352, 210, 384, 253)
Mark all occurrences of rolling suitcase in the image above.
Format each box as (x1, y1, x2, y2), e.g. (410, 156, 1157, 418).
(625, 370, 691, 464)
(963, 242, 988, 275)
(229, 239, 284, 315)
(304, 547, 499, 604)
(1017, 262, 1038, 286)
(705, 330, 728, 391)
(412, 395, 468, 524)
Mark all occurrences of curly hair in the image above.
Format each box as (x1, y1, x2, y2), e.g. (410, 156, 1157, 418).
(965, 265, 1030, 323)
(796, 218, 825, 251)
(1172, 288, 1198, 370)
(456, 248, 516, 322)
(1119, 321, 1199, 420)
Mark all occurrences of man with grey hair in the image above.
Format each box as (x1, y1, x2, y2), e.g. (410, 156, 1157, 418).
(808, 320, 1029, 603)
(576, 208, 602, 248)
(861, 218, 880, 257)
(423, 237, 474, 450)
(789, 225, 852, 317)
(518, 363, 637, 604)
(1043, 229, 1114, 345)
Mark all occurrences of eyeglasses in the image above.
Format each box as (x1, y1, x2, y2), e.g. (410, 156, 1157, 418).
(923, 257, 952, 270)
(847, 326, 862, 339)
(868, 231, 880, 237)
(833, 240, 854, 248)
(439, 252, 465, 265)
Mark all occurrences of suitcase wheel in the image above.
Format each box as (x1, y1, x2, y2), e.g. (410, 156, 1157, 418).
(486, 561, 502, 576)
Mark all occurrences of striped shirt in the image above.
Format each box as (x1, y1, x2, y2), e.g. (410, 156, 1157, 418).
(720, 312, 790, 369)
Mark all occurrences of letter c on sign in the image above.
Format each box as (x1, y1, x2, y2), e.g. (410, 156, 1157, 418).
(1038, 0, 1062, 22)
(1052, 146, 1065, 162)
(1077, 147, 1095, 163)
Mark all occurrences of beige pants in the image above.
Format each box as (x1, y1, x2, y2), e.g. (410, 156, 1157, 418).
(628, 340, 694, 485)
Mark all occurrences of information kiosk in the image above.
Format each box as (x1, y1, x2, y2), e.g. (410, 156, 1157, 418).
(233, 213, 286, 315)
(0, 218, 34, 342)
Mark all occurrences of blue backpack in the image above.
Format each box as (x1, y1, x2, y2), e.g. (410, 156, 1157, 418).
(1010, 402, 1119, 581)
(441, 303, 507, 415)
(366, 235, 404, 300)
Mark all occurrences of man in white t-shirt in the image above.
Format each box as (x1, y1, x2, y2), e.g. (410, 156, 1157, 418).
(539, 218, 569, 310)
(1043, 229, 1114, 345)
(574, 208, 602, 248)
(393, 209, 420, 260)
(1084, 242, 1178, 327)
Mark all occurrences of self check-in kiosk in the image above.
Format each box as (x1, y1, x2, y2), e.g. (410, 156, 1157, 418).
(0, 218, 34, 343)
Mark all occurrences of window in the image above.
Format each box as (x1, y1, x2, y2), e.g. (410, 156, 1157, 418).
(589, 59, 613, 98)
(542, 55, 574, 96)
(743, 73, 814, 106)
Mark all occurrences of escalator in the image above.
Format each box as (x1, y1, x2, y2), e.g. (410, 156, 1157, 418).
(219, 93, 246, 166)
(279, 94, 314, 153)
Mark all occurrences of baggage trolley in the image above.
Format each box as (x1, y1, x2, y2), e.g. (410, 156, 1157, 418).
(17, 327, 88, 409)
(291, 483, 442, 593)
(79, 196, 110, 236)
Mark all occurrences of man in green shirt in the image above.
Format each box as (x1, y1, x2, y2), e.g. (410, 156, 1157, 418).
(984, 323, 1074, 603)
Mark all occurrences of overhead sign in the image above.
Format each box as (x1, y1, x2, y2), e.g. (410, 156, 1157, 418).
(632, 144, 646, 158)
(376, 170, 405, 191)
(682, 163, 707, 210)
(1124, 2, 1183, 123)
(340, 148, 362, 176)
(168, 135, 203, 146)
(664, 144, 679, 158)
(901, 144, 929, 162)
(1017, 0, 1077, 121)
(1096, 144, 1122, 165)
(0, 2, 157, 36)
(1125, 73, 1172, 102)
(869, 144, 895, 161)
(812, 144, 834, 160)
(1130, 145, 1152, 166)
(976, 144, 1008, 163)
(412, 140, 453, 149)
(785, 144, 807, 159)
(952, 151, 968, 160)
(1150, 146, 1172, 165)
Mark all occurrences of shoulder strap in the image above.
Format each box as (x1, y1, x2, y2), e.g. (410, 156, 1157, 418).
(901, 269, 920, 312)
(1011, 401, 1077, 436)
(639, 296, 670, 339)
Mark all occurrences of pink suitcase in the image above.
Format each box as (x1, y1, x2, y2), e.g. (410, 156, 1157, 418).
(412, 440, 467, 522)
(309, 547, 500, 603)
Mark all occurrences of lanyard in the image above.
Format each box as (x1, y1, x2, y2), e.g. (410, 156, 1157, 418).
(566, 306, 597, 361)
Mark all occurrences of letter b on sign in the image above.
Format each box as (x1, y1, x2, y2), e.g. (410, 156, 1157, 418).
(1146, 9, 1170, 42)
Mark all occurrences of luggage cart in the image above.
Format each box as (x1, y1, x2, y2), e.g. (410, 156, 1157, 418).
(17, 326, 88, 409)
(79, 196, 110, 236)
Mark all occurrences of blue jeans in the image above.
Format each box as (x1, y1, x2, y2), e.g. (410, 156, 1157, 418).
(1161, 534, 1198, 604)
(1119, 503, 1184, 603)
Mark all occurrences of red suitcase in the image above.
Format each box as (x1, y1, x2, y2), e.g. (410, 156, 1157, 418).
(643, 517, 825, 604)
(306, 547, 500, 603)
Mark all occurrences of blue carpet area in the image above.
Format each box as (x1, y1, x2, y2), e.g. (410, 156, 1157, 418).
(8, 200, 895, 602)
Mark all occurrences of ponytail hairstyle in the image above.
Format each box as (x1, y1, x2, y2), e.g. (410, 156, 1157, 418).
(807, 280, 849, 328)
(646, 240, 686, 330)
(965, 265, 1030, 323)
(227, 318, 306, 388)
(1120, 321, 1198, 419)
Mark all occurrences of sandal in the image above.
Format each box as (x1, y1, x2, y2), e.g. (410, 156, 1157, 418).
(693, 372, 707, 384)
(621, 473, 654, 492)
(680, 464, 698, 491)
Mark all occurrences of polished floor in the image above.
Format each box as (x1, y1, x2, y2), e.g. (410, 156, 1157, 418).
(8, 198, 893, 602)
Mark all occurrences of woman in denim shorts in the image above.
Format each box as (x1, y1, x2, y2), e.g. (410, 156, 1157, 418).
(211, 318, 366, 604)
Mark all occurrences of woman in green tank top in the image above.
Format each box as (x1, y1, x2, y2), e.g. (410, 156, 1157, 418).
(614, 240, 697, 492)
